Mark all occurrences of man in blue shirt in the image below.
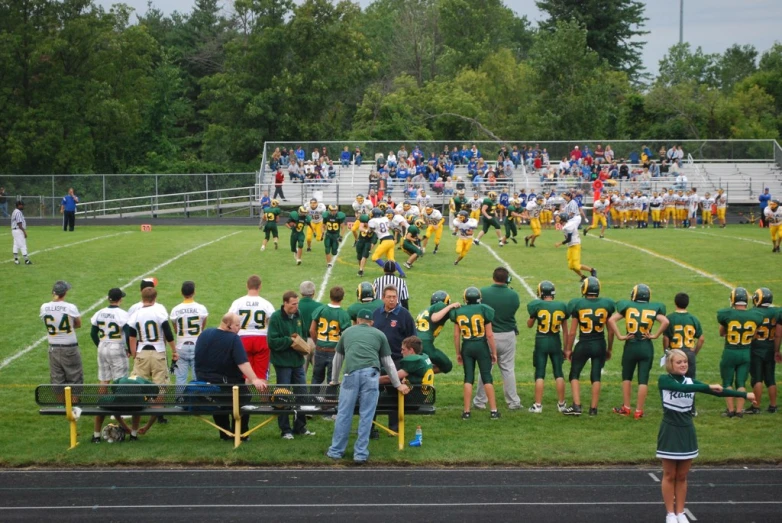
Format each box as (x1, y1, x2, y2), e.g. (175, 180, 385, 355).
(759, 188, 771, 228)
(295, 146, 305, 163)
(60, 188, 79, 231)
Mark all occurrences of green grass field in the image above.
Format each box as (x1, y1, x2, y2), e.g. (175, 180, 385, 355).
(1, 221, 780, 466)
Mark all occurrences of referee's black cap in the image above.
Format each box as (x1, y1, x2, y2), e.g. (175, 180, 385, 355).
(383, 261, 396, 273)
(15, 200, 24, 207)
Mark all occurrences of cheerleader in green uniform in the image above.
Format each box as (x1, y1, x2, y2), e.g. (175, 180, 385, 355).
(657, 349, 754, 523)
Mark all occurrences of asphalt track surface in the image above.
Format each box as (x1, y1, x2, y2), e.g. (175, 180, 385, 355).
(0, 467, 779, 522)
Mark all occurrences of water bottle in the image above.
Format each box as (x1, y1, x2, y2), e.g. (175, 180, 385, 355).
(409, 425, 422, 447)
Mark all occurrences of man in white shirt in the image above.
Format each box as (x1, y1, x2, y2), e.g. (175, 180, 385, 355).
(229, 275, 276, 381)
(11, 200, 32, 265)
(554, 214, 597, 281)
(170, 281, 209, 385)
(41, 280, 82, 386)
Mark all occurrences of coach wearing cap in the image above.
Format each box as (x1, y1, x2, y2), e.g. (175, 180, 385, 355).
(327, 309, 409, 463)
(474, 267, 522, 410)
(40, 281, 83, 386)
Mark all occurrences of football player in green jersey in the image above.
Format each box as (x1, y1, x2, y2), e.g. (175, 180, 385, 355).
(415, 290, 460, 374)
(309, 286, 352, 389)
(503, 202, 522, 244)
(451, 287, 499, 420)
(564, 276, 615, 416)
(260, 199, 281, 251)
(347, 282, 384, 323)
(473, 191, 506, 246)
(322, 205, 346, 268)
(608, 284, 669, 419)
(716, 287, 765, 417)
(526, 281, 569, 413)
(354, 214, 375, 277)
(745, 288, 778, 414)
(287, 207, 313, 266)
(402, 218, 425, 270)
(379, 336, 434, 387)
(662, 292, 705, 415)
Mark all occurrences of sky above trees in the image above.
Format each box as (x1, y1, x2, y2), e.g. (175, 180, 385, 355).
(96, 0, 782, 74)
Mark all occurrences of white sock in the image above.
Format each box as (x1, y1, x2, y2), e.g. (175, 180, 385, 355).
(131, 430, 138, 437)
(94, 432, 101, 438)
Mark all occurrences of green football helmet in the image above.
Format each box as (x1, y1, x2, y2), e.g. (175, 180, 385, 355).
(537, 280, 556, 298)
(359, 213, 370, 223)
(464, 286, 482, 304)
(752, 287, 773, 307)
(430, 290, 451, 305)
(630, 284, 651, 303)
(731, 287, 749, 306)
(581, 276, 600, 297)
(357, 282, 375, 302)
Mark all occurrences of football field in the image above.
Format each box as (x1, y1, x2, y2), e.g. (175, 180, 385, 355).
(1, 222, 780, 466)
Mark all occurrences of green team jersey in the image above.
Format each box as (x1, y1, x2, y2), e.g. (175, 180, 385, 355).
(717, 307, 764, 350)
(566, 297, 616, 341)
(752, 306, 777, 351)
(323, 211, 346, 236)
(615, 300, 667, 343)
(527, 299, 569, 339)
(506, 204, 518, 215)
(399, 354, 433, 385)
(406, 224, 421, 239)
(415, 302, 449, 342)
(288, 211, 311, 234)
(347, 299, 384, 322)
(664, 311, 703, 351)
(262, 206, 280, 223)
(482, 198, 497, 217)
(297, 297, 324, 341)
(450, 303, 495, 349)
(357, 216, 375, 242)
(336, 324, 391, 375)
(311, 304, 352, 349)
(452, 196, 469, 212)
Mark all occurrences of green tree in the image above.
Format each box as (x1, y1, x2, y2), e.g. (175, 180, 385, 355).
(716, 44, 757, 92)
(536, 0, 647, 78)
(656, 43, 719, 87)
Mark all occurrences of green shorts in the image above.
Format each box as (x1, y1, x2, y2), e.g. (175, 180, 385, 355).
(402, 240, 422, 256)
(324, 234, 341, 255)
(482, 217, 501, 233)
(749, 348, 775, 387)
(263, 223, 278, 240)
(720, 349, 750, 389)
(461, 343, 492, 385)
(422, 340, 452, 374)
(621, 340, 654, 385)
(504, 219, 517, 237)
(569, 338, 606, 383)
(290, 231, 304, 252)
(355, 240, 372, 261)
(533, 336, 564, 380)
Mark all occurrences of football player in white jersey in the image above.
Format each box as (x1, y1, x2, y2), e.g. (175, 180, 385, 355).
(555, 213, 597, 281)
(169, 281, 209, 386)
(351, 194, 373, 242)
(523, 196, 543, 247)
(422, 206, 445, 254)
(416, 189, 431, 213)
(395, 200, 420, 220)
(305, 198, 326, 251)
(127, 286, 178, 434)
(41, 280, 82, 386)
(369, 207, 407, 277)
(452, 210, 478, 265)
(90, 287, 132, 442)
(649, 191, 664, 228)
(700, 192, 715, 228)
(763, 199, 782, 252)
(468, 192, 483, 220)
(127, 278, 165, 316)
(584, 195, 609, 238)
(638, 192, 649, 228)
(11, 200, 32, 265)
(715, 189, 728, 227)
(228, 274, 276, 381)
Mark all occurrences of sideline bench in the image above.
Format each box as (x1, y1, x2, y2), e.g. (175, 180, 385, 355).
(35, 383, 436, 450)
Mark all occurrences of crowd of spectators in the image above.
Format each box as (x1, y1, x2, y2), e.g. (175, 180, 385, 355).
(267, 143, 688, 199)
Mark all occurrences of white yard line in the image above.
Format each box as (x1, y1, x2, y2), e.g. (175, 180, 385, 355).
(596, 237, 734, 290)
(315, 233, 351, 302)
(0, 231, 242, 370)
(677, 228, 768, 246)
(479, 243, 537, 299)
(1, 231, 134, 264)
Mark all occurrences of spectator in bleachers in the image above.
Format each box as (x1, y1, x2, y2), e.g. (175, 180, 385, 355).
(288, 161, 304, 183)
(676, 145, 685, 167)
(280, 147, 290, 166)
(450, 145, 461, 164)
(470, 144, 481, 159)
(467, 157, 478, 179)
(396, 162, 409, 183)
(443, 177, 454, 196)
(503, 157, 514, 178)
(570, 145, 582, 161)
(411, 169, 425, 189)
(327, 160, 337, 180)
(311, 148, 320, 163)
(412, 145, 423, 164)
(604, 145, 615, 163)
(609, 161, 619, 179)
(476, 158, 487, 176)
(642, 144, 652, 161)
(321, 146, 329, 161)
(595, 144, 605, 162)
(628, 150, 640, 165)
(368, 188, 378, 207)
(619, 160, 630, 179)
(472, 171, 486, 194)
(270, 147, 282, 170)
(658, 146, 667, 163)
(459, 144, 470, 164)
(295, 145, 305, 163)
(375, 152, 386, 170)
(354, 147, 363, 166)
(675, 172, 688, 191)
(387, 151, 397, 169)
(660, 160, 670, 174)
(368, 170, 380, 194)
(558, 157, 570, 175)
(340, 146, 351, 167)
(541, 148, 550, 167)
(759, 187, 771, 227)
(649, 160, 660, 178)
(455, 177, 465, 192)
(511, 145, 521, 168)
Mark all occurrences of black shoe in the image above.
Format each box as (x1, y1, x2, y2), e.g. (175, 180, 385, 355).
(307, 247, 312, 252)
(591, 268, 598, 278)
(563, 405, 582, 416)
(735, 411, 744, 419)
(357, 270, 364, 276)
(462, 411, 471, 420)
(529, 244, 535, 248)
(453, 260, 459, 265)
(490, 410, 501, 420)
(369, 428, 380, 440)
(524, 237, 529, 247)
(128, 434, 138, 441)
(721, 409, 736, 418)
(274, 243, 278, 250)
(433, 246, 438, 254)
(743, 406, 761, 415)
(25, 259, 32, 265)
(157, 416, 168, 424)
(91, 436, 101, 443)
(583, 228, 589, 236)
(767, 405, 778, 413)
(588, 408, 598, 416)
(510, 237, 517, 244)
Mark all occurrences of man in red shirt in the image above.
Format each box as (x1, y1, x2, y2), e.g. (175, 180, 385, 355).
(273, 168, 287, 201)
(570, 146, 582, 161)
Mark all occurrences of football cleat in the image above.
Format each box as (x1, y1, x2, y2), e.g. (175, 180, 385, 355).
(634, 410, 644, 420)
(613, 405, 631, 416)
(630, 283, 651, 303)
(490, 410, 501, 420)
(25, 259, 32, 265)
(562, 405, 582, 416)
(537, 280, 556, 298)
(463, 286, 482, 304)
(557, 401, 568, 413)
(462, 411, 471, 420)
(528, 404, 542, 414)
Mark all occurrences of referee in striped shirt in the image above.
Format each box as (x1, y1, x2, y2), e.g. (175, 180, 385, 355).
(373, 261, 409, 310)
(11, 200, 32, 265)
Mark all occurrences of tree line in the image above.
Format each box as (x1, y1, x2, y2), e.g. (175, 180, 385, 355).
(1, 0, 780, 189)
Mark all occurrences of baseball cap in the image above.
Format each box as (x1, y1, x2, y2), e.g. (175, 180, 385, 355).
(108, 288, 126, 301)
(357, 309, 373, 320)
(140, 278, 157, 291)
(52, 280, 71, 296)
(383, 261, 396, 273)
